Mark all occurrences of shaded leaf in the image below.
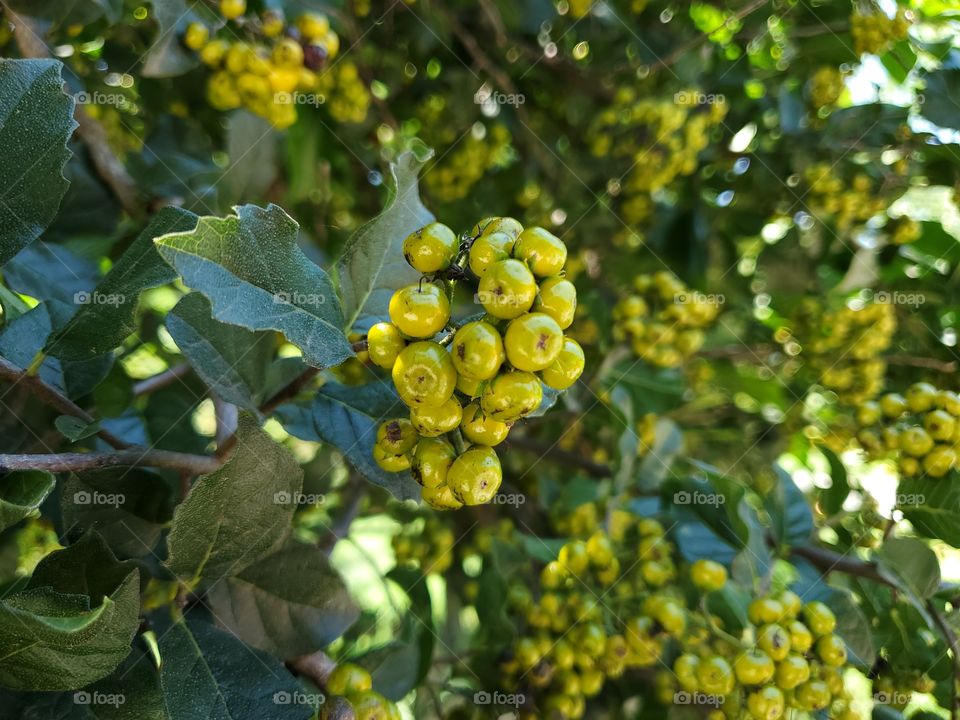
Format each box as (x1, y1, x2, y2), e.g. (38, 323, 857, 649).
(166, 293, 275, 411)
(61, 469, 174, 558)
(206, 540, 358, 657)
(158, 617, 313, 720)
(49, 208, 198, 360)
(337, 151, 435, 332)
(166, 414, 302, 584)
(276, 381, 421, 501)
(0, 535, 140, 690)
(0, 471, 55, 532)
(0, 59, 76, 266)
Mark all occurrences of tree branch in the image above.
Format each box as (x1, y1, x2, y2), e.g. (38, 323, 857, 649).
(287, 650, 337, 687)
(789, 543, 891, 586)
(928, 600, 960, 720)
(0, 450, 222, 474)
(133, 363, 192, 396)
(0, 358, 131, 450)
(506, 436, 612, 478)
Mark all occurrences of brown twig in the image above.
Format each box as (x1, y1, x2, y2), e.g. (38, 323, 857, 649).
(133, 364, 192, 396)
(0, 358, 131, 450)
(928, 599, 960, 720)
(507, 436, 612, 478)
(0, 450, 222, 474)
(647, 0, 770, 76)
(287, 650, 338, 687)
(789, 542, 891, 586)
(884, 354, 957, 373)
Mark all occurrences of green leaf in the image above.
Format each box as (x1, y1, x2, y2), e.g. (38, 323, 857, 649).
(0, 305, 113, 399)
(0, 470, 55, 531)
(55, 415, 102, 442)
(765, 465, 814, 548)
(818, 447, 849, 516)
(792, 559, 876, 668)
(206, 540, 359, 657)
(0, 59, 76, 267)
(166, 414, 302, 584)
(142, 0, 201, 78)
(154, 204, 353, 369)
(336, 151, 435, 331)
(219, 112, 278, 208)
(48, 208, 198, 360)
(0, 535, 140, 690)
(158, 617, 313, 720)
(276, 381, 421, 501)
(166, 293, 276, 411)
(898, 475, 960, 547)
(920, 65, 960, 128)
(881, 39, 917, 84)
(877, 537, 941, 600)
(5, 0, 122, 25)
(0, 643, 167, 719)
(61, 469, 174, 559)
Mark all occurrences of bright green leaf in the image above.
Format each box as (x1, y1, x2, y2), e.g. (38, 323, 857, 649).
(155, 203, 352, 369)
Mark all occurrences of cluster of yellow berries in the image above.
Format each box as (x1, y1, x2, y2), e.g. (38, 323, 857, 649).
(888, 217, 921, 245)
(804, 164, 887, 231)
(612, 271, 720, 368)
(501, 516, 682, 719)
(490, 509, 855, 720)
(421, 122, 513, 203)
(851, 7, 912, 56)
(872, 668, 936, 710)
(366, 218, 584, 509)
(663, 585, 857, 720)
(808, 66, 845, 110)
(636, 412, 658, 457)
(589, 90, 727, 231)
(786, 300, 895, 404)
(392, 514, 455, 574)
(321, 662, 401, 720)
(854, 383, 960, 478)
(183, 2, 356, 128)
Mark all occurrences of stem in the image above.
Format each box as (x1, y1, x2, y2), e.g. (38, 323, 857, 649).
(927, 599, 960, 720)
(0, 357, 131, 450)
(0, 450, 222, 474)
(286, 650, 337, 687)
(788, 543, 891, 587)
(25, 351, 45, 377)
(507, 435, 612, 478)
(133, 364, 192, 396)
